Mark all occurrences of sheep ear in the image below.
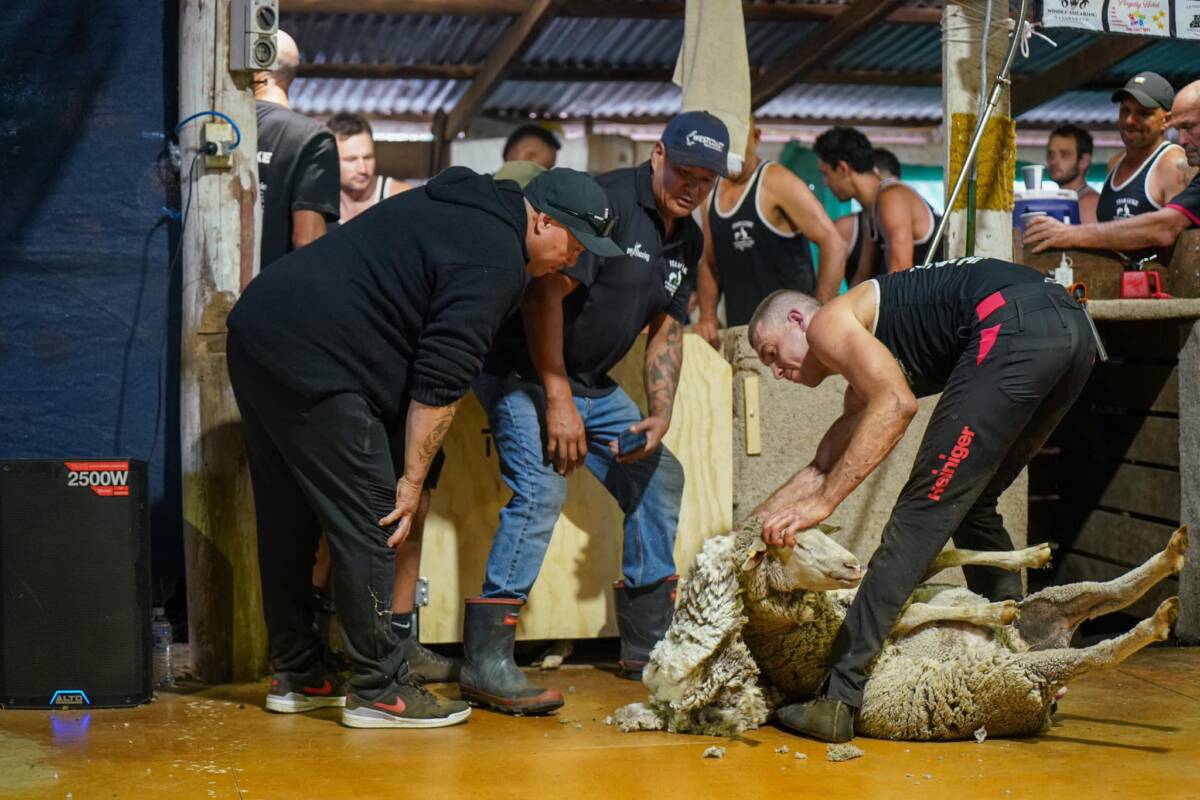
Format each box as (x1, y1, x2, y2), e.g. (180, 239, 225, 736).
(739, 538, 768, 572)
(818, 523, 841, 536)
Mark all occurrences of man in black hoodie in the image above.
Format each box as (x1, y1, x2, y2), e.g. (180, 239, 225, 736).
(225, 166, 621, 729)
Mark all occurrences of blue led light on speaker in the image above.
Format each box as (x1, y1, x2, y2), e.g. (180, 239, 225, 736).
(49, 689, 92, 706)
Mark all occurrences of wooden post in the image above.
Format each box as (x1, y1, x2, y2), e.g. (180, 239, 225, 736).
(179, 0, 267, 683)
(941, 1, 1016, 260)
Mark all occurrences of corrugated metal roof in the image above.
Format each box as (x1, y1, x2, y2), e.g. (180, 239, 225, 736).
(282, 5, 1200, 124)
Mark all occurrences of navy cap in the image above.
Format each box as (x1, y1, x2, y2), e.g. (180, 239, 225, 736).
(525, 168, 624, 257)
(1112, 71, 1175, 111)
(661, 111, 731, 177)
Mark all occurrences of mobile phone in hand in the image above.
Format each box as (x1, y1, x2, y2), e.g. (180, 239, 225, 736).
(617, 429, 648, 457)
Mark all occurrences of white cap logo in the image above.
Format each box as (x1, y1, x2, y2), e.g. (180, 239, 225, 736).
(685, 130, 726, 154)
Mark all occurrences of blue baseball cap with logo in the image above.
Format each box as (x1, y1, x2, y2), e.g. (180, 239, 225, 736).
(661, 111, 731, 177)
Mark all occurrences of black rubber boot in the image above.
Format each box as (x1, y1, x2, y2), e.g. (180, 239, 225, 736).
(775, 697, 856, 743)
(459, 599, 564, 715)
(613, 575, 678, 680)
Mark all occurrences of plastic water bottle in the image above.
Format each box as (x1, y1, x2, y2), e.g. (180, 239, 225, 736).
(151, 607, 174, 688)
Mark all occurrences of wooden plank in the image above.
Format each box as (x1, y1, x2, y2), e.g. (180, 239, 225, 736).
(743, 374, 761, 456)
(1051, 552, 1178, 621)
(443, 0, 560, 139)
(1052, 413, 1179, 468)
(280, 0, 945, 24)
(1057, 460, 1181, 522)
(751, 0, 906, 110)
(1068, 509, 1178, 569)
(180, 0, 267, 683)
(1012, 37, 1155, 116)
(296, 62, 944, 87)
(419, 334, 733, 643)
(1080, 363, 1179, 414)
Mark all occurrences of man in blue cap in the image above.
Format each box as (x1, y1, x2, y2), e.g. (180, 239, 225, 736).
(462, 111, 731, 714)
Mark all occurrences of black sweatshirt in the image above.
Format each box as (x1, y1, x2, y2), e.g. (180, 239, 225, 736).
(227, 167, 530, 422)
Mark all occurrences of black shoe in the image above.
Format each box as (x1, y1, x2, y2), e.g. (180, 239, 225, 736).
(265, 667, 347, 713)
(342, 672, 471, 729)
(775, 697, 856, 743)
(613, 576, 678, 680)
(459, 598, 564, 715)
(400, 637, 462, 683)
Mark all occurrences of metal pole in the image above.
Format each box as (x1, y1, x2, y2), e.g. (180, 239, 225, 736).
(925, 0, 1029, 265)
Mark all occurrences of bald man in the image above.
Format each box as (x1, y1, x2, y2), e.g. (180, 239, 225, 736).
(1026, 80, 1200, 259)
(254, 30, 340, 268)
(746, 256, 1096, 741)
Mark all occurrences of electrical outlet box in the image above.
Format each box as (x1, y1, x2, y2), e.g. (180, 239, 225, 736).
(203, 122, 235, 170)
(230, 0, 279, 72)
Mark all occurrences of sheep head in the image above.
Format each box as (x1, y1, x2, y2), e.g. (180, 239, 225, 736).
(736, 518, 863, 597)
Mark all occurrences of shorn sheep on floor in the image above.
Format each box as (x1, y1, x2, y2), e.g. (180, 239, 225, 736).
(616, 520, 1185, 741)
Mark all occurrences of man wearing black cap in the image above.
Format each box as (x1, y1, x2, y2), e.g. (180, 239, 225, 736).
(1094, 73, 1190, 241)
(225, 166, 619, 729)
(461, 111, 730, 715)
(1026, 79, 1200, 260)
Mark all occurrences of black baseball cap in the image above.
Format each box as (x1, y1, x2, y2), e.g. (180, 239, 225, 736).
(525, 168, 624, 257)
(1112, 72, 1175, 110)
(661, 110, 731, 177)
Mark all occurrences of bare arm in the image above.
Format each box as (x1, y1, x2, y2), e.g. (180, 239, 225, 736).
(616, 310, 684, 463)
(379, 398, 462, 546)
(1079, 191, 1099, 225)
(291, 209, 327, 251)
(695, 197, 723, 349)
(1025, 207, 1192, 253)
(524, 273, 587, 474)
(384, 178, 414, 198)
(878, 188, 914, 272)
(1150, 147, 1195, 207)
(762, 306, 917, 543)
(769, 164, 847, 303)
(752, 386, 864, 519)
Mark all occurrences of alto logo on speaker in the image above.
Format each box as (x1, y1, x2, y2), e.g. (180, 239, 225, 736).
(49, 689, 91, 706)
(64, 461, 131, 497)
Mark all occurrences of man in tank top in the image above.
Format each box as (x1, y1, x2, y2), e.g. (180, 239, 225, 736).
(695, 121, 846, 347)
(814, 127, 942, 273)
(1026, 80, 1200, 260)
(831, 149, 898, 291)
(1045, 124, 1100, 224)
(746, 257, 1097, 742)
(327, 113, 413, 224)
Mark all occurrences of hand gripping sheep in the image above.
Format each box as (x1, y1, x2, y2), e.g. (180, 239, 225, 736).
(616, 521, 1186, 741)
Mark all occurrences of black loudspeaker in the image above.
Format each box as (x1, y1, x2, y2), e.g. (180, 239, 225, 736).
(0, 459, 152, 708)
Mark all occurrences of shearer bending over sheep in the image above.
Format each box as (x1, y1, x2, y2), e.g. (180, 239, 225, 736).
(747, 255, 1098, 742)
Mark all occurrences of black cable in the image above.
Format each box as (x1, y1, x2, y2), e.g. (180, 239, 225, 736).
(147, 151, 202, 464)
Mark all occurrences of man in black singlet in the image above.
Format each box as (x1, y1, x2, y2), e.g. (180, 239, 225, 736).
(746, 257, 1096, 742)
(695, 120, 845, 346)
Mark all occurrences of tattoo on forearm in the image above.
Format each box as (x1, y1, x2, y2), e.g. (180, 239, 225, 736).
(646, 319, 684, 419)
(416, 401, 460, 473)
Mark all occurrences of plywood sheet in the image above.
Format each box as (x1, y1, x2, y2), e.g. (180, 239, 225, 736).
(420, 334, 733, 643)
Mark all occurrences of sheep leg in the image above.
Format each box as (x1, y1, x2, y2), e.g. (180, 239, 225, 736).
(1016, 526, 1187, 650)
(890, 599, 1018, 637)
(1019, 597, 1178, 688)
(923, 542, 1052, 582)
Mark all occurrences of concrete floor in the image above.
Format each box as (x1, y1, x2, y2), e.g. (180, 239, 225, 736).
(2, 648, 1198, 800)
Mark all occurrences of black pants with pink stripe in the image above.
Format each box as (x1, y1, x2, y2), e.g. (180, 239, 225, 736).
(824, 283, 1095, 709)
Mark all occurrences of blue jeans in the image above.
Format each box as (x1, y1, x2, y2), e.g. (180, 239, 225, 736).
(473, 373, 684, 600)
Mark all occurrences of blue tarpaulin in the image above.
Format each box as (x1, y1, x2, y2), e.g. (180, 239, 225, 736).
(0, 3, 183, 584)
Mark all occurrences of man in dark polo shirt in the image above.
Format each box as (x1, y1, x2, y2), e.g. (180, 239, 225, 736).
(226, 167, 620, 729)
(461, 111, 730, 715)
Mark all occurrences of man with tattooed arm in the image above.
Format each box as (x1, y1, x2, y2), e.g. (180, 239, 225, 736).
(460, 112, 730, 714)
(225, 167, 621, 729)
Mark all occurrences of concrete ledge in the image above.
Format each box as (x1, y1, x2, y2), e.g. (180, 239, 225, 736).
(1088, 299, 1200, 321)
